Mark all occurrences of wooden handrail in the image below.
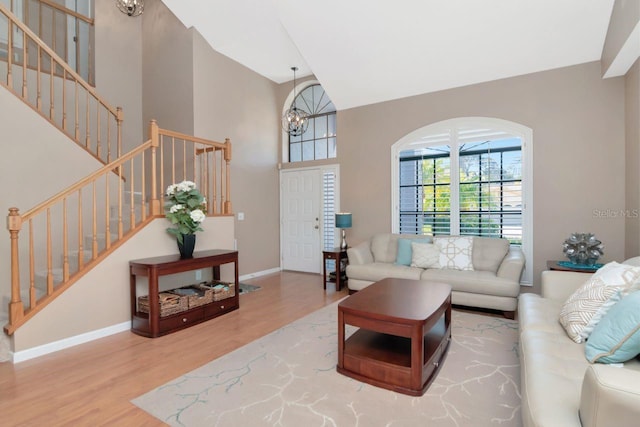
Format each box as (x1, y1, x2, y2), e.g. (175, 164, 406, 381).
(0, 3, 122, 164)
(4, 121, 233, 335)
(0, 4, 111, 116)
(20, 141, 152, 221)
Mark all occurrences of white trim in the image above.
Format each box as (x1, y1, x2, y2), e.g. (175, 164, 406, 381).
(391, 117, 533, 285)
(239, 267, 282, 282)
(11, 321, 131, 363)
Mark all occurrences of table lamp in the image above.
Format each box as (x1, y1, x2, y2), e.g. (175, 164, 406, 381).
(335, 212, 352, 250)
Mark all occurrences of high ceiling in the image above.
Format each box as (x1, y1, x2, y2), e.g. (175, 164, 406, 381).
(161, 0, 616, 110)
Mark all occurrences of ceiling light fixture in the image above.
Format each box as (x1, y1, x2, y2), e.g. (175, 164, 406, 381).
(116, 0, 144, 17)
(282, 67, 309, 137)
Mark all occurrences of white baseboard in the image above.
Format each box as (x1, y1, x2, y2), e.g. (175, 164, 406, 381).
(11, 321, 131, 364)
(239, 267, 281, 282)
(9, 267, 283, 363)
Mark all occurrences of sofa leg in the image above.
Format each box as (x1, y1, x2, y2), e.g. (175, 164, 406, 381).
(503, 310, 516, 320)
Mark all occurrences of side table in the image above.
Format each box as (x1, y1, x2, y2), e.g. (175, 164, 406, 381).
(547, 260, 602, 273)
(322, 248, 348, 291)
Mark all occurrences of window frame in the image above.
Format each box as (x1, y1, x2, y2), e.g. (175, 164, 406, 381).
(282, 81, 336, 164)
(391, 117, 533, 285)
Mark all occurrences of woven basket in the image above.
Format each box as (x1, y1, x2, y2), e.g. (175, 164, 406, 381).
(199, 281, 236, 301)
(138, 292, 188, 317)
(176, 285, 213, 308)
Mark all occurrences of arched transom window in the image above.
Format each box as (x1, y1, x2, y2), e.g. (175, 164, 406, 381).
(288, 84, 337, 162)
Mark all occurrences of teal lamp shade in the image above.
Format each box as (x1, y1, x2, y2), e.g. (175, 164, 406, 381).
(335, 213, 352, 249)
(335, 213, 352, 229)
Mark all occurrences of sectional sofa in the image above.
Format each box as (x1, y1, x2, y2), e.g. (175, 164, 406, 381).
(519, 265, 640, 427)
(345, 233, 525, 318)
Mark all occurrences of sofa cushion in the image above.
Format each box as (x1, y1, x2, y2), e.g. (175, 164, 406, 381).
(472, 236, 510, 273)
(585, 290, 640, 363)
(518, 293, 567, 335)
(420, 268, 520, 297)
(559, 262, 640, 344)
(433, 236, 474, 271)
(346, 262, 423, 282)
(395, 238, 431, 266)
(371, 233, 433, 264)
(410, 242, 440, 268)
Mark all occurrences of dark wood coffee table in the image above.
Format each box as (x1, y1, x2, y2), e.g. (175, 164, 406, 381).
(337, 278, 452, 396)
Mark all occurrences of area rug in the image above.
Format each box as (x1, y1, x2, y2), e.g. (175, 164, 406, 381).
(132, 302, 520, 427)
(238, 283, 261, 295)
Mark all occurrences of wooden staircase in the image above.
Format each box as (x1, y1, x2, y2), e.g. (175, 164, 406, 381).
(1, 4, 234, 339)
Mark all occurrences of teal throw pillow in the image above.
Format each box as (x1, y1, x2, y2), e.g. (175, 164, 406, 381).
(395, 238, 431, 266)
(585, 290, 640, 363)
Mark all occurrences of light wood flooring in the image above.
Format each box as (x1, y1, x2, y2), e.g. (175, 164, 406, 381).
(0, 271, 347, 426)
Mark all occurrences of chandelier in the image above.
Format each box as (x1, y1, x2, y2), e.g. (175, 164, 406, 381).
(116, 0, 144, 17)
(282, 67, 309, 137)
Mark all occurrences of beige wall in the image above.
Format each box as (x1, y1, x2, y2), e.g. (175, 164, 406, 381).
(94, 0, 144, 152)
(337, 62, 625, 294)
(141, 1, 194, 136)
(191, 32, 281, 275)
(625, 59, 640, 257)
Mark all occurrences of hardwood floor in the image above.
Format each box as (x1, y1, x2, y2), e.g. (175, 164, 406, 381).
(0, 271, 347, 426)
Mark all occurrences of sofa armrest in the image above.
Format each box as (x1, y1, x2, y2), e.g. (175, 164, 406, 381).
(347, 241, 373, 265)
(496, 248, 525, 282)
(541, 270, 590, 302)
(579, 364, 640, 427)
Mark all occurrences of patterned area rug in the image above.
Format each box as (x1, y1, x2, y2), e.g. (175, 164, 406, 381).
(133, 302, 521, 427)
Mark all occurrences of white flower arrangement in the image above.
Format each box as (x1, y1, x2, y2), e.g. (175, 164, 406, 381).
(164, 180, 207, 243)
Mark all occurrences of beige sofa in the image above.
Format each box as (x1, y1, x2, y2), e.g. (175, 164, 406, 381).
(519, 269, 640, 427)
(346, 233, 525, 318)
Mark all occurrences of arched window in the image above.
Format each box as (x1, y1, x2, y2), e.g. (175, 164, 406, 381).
(391, 117, 533, 284)
(288, 84, 336, 162)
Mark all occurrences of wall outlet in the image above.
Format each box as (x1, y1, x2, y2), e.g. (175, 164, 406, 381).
(195, 269, 202, 281)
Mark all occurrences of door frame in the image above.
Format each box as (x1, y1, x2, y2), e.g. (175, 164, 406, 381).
(279, 164, 341, 272)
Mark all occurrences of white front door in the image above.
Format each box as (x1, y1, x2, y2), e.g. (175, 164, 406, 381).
(281, 169, 321, 273)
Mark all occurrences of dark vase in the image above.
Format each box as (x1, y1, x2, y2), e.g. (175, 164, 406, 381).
(177, 233, 196, 259)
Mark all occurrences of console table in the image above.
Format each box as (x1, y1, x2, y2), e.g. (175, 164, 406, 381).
(129, 249, 239, 338)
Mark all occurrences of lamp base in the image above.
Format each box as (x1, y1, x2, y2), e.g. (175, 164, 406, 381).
(340, 229, 348, 250)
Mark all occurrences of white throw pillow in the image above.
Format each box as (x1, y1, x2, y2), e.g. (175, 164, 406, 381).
(433, 236, 474, 271)
(559, 262, 640, 343)
(410, 242, 440, 268)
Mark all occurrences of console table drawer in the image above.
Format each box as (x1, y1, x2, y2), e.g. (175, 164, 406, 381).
(160, 307, 205, 331)
(204, 299, 237, 317)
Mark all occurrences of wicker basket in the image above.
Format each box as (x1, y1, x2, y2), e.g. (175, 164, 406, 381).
(199, 281, 236, 301)
(138, 292, 188, 317)
(174, 285, 213, 308)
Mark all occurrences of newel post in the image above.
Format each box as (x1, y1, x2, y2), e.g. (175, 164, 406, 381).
(7, 207, 24, 327)
(149, 120, 161, 216)
(223, 138, 232, 214)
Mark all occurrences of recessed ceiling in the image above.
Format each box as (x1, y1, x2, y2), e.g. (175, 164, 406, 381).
(162, 0, 616, 110)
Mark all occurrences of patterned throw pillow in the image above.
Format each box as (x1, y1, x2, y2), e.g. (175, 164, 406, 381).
(395, 238, 432, 266)
(433, 236, 474, 271)
(559, 262, 640, 344)
(410, 242, 440, 268)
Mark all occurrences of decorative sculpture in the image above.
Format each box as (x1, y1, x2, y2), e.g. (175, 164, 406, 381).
(562, 233, 604, 266)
